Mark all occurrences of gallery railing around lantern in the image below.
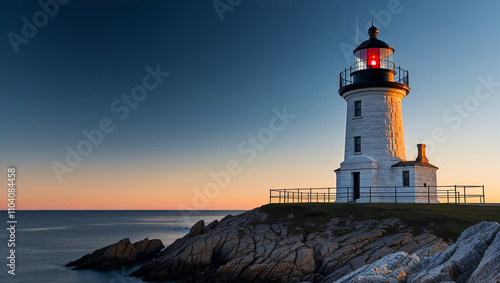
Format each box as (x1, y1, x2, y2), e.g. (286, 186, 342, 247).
(339, 62, 409, 89)
(269, 185, 485, 204)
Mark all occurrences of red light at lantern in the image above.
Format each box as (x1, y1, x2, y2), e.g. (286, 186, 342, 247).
(368, 53, 379, 69)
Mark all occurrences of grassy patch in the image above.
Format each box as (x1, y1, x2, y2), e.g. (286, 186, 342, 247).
(259, 203, 500, 242)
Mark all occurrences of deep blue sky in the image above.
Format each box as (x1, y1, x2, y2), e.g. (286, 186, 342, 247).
(1, 0, 499, 208)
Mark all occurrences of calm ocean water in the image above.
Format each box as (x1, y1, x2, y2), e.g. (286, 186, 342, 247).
(0, 210, 244, 283)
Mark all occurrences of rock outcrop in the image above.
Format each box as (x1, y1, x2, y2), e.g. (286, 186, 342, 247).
(335, 221, 500, 283)
(130, 209, 448, 282)
(67, 238, 164, 271)
(68, 205, 500, 282)
(469, 227, 500, 282)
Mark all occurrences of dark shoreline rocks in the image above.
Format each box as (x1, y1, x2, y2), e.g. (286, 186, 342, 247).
(66, 238, 164, 271)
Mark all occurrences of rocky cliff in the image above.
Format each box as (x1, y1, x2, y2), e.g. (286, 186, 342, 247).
(130, 207, 452, 282)
(68, 204, 500, 282)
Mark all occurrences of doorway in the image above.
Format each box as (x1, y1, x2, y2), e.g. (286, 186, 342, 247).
(352, 172, 360, 201)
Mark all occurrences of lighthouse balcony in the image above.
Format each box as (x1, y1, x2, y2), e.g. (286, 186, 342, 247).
(339, 63, 409, 92)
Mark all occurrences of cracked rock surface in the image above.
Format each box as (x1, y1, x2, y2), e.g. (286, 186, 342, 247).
(336, 221, 500, 283)
(130, 208, 448, 282)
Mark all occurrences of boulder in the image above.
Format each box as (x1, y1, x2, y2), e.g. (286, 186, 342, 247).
(187, 220, 205, 237)
(207, 220, 219, 229)
(332, 251, 421, 283)
(409, 221, 500, 283)
(66, 238, 164, 271)
(462, 224, 500, 282)
(330, 221, 500, 283)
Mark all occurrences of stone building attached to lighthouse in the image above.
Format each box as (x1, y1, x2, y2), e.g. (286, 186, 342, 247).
(335, 25, 438, 203)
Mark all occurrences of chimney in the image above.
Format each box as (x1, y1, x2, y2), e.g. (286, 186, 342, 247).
(416, 144, 428, 163)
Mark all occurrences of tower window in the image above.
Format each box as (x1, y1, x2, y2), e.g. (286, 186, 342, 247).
(354, 101, 361, 117)
(354, 136, 361, 153)
(403, 171, 410, 187)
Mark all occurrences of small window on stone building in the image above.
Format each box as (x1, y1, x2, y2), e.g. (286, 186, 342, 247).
(403, 171, 410, 187)
(354, 101, 361, 117)
(354, 136, 361, 153)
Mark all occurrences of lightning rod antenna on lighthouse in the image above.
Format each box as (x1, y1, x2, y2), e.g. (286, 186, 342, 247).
(356, 16, 358, 47)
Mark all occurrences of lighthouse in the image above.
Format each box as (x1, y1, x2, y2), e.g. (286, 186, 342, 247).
(335, 25, 438, 203)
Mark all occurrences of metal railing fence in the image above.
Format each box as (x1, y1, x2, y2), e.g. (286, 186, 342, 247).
(269, 185, 485, 204)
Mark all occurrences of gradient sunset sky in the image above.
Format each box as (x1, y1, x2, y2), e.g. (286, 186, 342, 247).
(1, 0, 499, 210)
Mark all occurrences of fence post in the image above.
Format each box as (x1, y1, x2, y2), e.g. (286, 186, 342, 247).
(427, 186, 430, 204)
(464, 187, 467, 204)
(328, 187, 331, 203)
(447, 190, 449, 203)
(454, 185, 457, 204)
(347, 187, 350, 203)
(482, 185, 485, 204)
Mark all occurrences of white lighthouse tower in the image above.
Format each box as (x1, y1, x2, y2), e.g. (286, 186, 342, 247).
(335, 25, 438, 203)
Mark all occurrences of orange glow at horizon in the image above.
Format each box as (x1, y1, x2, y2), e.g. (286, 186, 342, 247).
(2, 151, 499, 211)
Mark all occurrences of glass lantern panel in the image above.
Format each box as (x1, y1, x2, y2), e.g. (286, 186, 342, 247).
(388, 53, 394, 69)
(355, 49, 367, 60)
(379, 48, 393, 60)
(377, 48, 393, 70)
(379, 48, 386, 59)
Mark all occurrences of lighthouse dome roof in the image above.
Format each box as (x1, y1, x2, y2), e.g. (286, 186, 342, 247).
(353, 25, 394, 53)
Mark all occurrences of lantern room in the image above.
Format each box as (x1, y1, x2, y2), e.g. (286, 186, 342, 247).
(354, 46, 394, 71)
(339, 25, 409, 91)
(353, 25, 395, 71)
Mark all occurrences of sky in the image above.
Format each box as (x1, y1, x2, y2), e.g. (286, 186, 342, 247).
(1, 0, 499, 210)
